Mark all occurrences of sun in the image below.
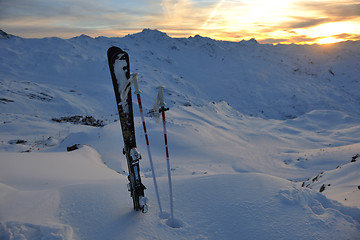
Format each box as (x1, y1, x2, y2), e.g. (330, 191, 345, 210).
(316, 37, 344, 44)
(293, 21, 360, 44)
(310, 22, 355, 38)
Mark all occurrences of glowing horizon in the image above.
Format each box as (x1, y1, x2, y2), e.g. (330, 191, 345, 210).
(1, 0, 359, 44)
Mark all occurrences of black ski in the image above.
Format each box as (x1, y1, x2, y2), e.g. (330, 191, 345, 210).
(107, 46, 146, 212)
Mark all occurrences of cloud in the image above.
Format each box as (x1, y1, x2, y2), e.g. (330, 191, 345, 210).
(1, 0, 209, 38)
(287, 1, 360, 28)
(0, 0, 165, 37)
(333, 33, 360, 41)
(288, 35, 318, 43)
(201, 0, 226, 28)
(285, 17, 330, 29)
(160, 0, 209, 25)
(300, 1, 360, 20)
(0, 0, 108, 19)
(1, 0, 359, 43)
(258, 38, 290, 44)
(273, 1, 360, 30)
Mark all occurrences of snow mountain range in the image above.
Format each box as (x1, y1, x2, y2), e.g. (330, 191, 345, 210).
(1, 29, 360, 239)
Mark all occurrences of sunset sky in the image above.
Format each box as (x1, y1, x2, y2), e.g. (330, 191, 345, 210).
(1, 0, 359, 44)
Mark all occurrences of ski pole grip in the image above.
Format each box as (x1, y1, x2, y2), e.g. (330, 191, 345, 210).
(156, 86, 166, 107)
(132, 73, 142, 94)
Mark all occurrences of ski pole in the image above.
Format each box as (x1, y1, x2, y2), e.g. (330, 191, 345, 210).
(132, 73, 163, 214)
(156, 86, 174, 223)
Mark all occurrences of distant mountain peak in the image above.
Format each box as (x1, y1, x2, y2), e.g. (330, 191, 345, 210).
(72, 34, 92, 39)
(128, 28, 170, 40)
(0, 29, 11, 39)
(239, 38, 258, 44)
(189, 34, 214, 41)
(141, 28, 168, 36)
(248, 38, 258, 44)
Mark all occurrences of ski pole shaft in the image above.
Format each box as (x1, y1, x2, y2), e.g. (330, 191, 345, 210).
(132, 74, 163, 214)
(161, 106, 174, 222)
(137, 94, 163, 214)
(156, 86, 174, 221)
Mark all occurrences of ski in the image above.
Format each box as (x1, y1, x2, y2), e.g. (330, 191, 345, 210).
(107, 46, 147, 212)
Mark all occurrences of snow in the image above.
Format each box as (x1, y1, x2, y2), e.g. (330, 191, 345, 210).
(114, 55, 131, 110)
(1, 28, 360, 239)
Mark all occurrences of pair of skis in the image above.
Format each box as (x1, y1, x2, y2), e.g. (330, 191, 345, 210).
(107, 47, 174, 218)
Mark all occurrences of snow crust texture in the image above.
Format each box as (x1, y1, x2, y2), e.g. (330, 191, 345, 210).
(1, 29, 360, 239)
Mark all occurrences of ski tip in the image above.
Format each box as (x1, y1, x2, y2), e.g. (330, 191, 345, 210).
(107, 46, 126, 61)
(107, 46, 122, 54)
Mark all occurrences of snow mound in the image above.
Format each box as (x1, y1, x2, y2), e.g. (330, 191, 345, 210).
(169, 173, 360, 239)
(0, 145, 118, 189)
(284, 110, 360, 131)
(0, 222, 73, 240)
(0, 145, 126, 240)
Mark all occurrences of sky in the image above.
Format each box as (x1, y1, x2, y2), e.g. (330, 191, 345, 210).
(1, 0, 360, 44)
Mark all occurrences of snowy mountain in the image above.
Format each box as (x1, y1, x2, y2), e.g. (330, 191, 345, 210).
(1, 29, 360, 239)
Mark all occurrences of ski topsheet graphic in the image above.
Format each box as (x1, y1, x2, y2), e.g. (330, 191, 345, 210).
(107, 46, 147, 212)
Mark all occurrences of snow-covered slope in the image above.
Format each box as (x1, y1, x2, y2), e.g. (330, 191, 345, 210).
(302, 156, 360, 208)
(1, 29, 360, 239)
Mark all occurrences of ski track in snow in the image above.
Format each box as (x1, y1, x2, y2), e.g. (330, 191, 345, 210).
(1, 29, 360, 239)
